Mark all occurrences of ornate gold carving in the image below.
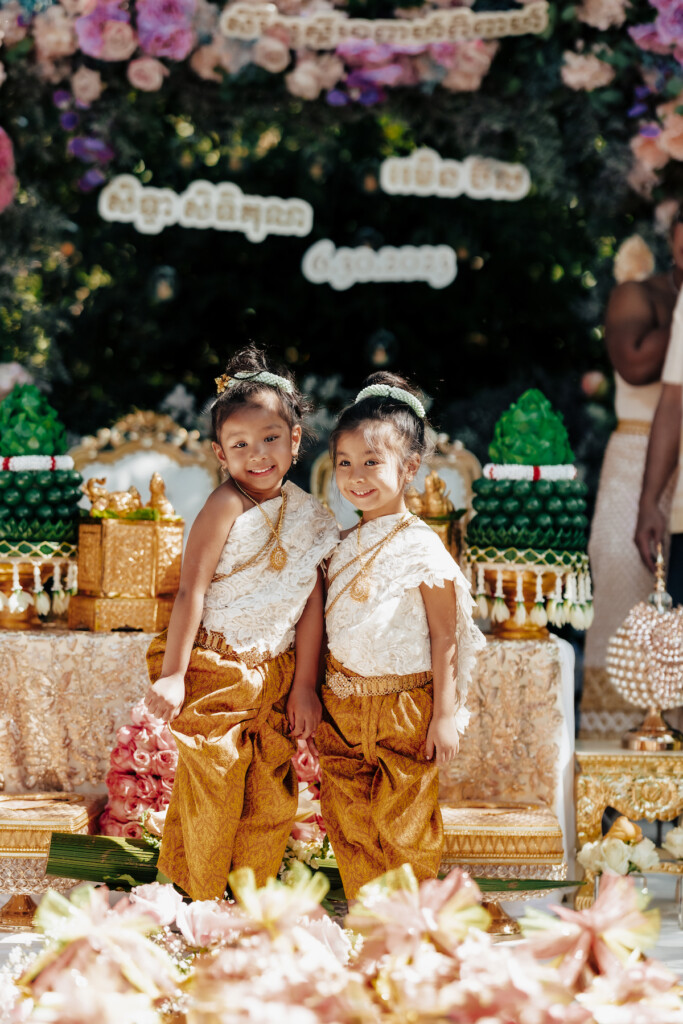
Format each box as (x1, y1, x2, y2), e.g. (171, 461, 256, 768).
(441, 805, 564, 863)
(0, 631, 152, 792)
(81, 477, 143, 515)
(68, 595, 173, 633)
(439, 640, 563, 809)
(75, 519, 183, 600)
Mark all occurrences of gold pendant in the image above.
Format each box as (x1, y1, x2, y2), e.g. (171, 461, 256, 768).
(270, 545, 287, 571)
(350, 575, 370, 602)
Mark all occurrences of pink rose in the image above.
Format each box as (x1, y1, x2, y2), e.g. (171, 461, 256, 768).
(75, 1, 131, 59)
(33, 6, 78, 60)
(121, 819, 143, 838)
(442, 41, 497, 92)
(127, 56, 169, 91)
(561, 51, 615, 92)
(285, 60, 322, 101)
(176, 899, 244, 947)
(613, 235, 655, 285)
(153, 748, 178, 778)
(129, 882, 184, 926)
(627, 159, 659, 199)
(630, 133, 669, 171)
(131, 746, 153, 773)
(153, 792, 169, 812)
(71, 66, 105, 105)
(105, 769, 138, 800)
(252, 35, 290, 74)
(159, 776, 174, 797)
(98, 809, 129, 836)
(135, 775, 160, 801)
(130, 699, 158, 728)
(577, 0, 628, 31)
(131, 726, 162, 752)
(291, 820, 320, 842)
(155, 726, 176, 751)
(292, 739, 320, 784)
(316, 54, 344, 91)
(110, 744, 137, 773)
(100, 19, 138, 60)
(136, 0, 195, 61)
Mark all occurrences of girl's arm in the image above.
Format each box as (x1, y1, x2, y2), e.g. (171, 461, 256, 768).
(420, 581, 460, 765)
(145, 485, 242, 722)
(287, 567, 324, 741)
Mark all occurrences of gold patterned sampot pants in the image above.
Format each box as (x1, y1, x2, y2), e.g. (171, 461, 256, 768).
(147, 630, 297, 901)
(317, 654, 443, 900)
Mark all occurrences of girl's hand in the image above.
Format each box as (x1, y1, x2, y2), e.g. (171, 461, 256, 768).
(425, 714, 460, 765)
(287, 684, 322, 740)
(145, 673, 186, 723)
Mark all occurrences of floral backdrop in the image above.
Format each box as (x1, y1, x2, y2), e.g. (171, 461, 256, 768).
(0, 0, 678, 478)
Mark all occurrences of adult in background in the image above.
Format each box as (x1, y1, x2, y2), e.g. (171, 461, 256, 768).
(580, 225, 683, 740)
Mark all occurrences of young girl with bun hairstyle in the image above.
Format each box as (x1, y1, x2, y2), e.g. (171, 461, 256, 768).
(317, 371, 485, 898)
(145, 346, 339, 900)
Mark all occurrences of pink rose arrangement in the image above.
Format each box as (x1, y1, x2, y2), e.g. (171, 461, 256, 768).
(100, 698, 177, 839)
(75, 1, 138, 61)
(136, 0, 196, 61)
(0, 127, 17, 215)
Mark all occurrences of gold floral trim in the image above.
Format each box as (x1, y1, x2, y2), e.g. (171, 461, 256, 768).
(194, 625, 291, 669)
(325, 653, 431, 699)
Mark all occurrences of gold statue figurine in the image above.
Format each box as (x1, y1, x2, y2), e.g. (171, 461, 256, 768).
(81, 478, 143, 515)
(146, 472, 176, 518)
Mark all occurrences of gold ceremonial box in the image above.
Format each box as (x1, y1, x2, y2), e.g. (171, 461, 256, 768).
(0, 793, 105, 927)
(441, 804, 566, 881)
(68, 518, 183, 632)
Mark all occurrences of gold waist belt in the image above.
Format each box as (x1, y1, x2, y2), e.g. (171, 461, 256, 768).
(616, 418, 651, 437)
(325, 653, 432, 700)
(194, 625, 289, 669)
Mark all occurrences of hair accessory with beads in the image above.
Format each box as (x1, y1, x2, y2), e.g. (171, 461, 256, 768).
(354, 384, 425, 419)
(215, 370, 294, 396)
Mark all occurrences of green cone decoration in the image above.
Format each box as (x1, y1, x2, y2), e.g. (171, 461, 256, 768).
(488, 389, 574, 466)
(0, 384, 68, 456)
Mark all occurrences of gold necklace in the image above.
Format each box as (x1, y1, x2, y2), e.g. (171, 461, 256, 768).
(327, 514, 414, 613)
(233, 479, 288, 571)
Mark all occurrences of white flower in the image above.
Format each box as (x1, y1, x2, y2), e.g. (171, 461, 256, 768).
(577, 840, 604, 873)
(296, 915, 352, 965)
(8, 589, 33, 614)
(628, 837, 660, 872)
(663, 826, 683, 861)
(600, 838, 631, 876)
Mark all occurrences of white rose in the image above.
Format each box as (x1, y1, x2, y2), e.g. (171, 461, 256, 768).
(600, 838, 631, 875)
(663, 826, 683, 861)
(577, 841, 604, 873)
(628, 837, 660, 872)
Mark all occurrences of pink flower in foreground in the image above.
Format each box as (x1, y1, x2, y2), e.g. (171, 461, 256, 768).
(252, 34, 290, 74)
(520, 874, 660, 991)
(346, 865, 489, 962)
(176, 899, 246, 947)
(128, 882, 184, 926)
(561, 51, 615, 91)
(99, 810, 143, 838)
(127, 56, 169, 90)
(71, 66, 105, 106)
(0, 127, 17, 214)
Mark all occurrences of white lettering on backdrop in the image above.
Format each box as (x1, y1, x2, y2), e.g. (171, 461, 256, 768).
(301, 240, 457, 290)
(380, 149, 531, 201)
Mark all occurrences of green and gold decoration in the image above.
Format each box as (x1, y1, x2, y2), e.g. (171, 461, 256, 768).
(0, 385, 80, 628)
(466, 390, 592, 640)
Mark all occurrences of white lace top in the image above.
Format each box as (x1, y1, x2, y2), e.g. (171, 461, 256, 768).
(326, 514, 486, 732)
(202, 482, 339, 660)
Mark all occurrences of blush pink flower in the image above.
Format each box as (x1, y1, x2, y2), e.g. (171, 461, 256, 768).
(292, 739, 320, 783)
(159, 775, 174, 797)
(658, 113, 683, 160)
(101, 19, 138, 60)
(630, 132, 669, 171)
(71, 66, 105, 106)
(576, 0, 628, 30)
(613, 235, 655, 284)
(176, 899, 246, 947)
(127, 55, 169, 90)
(75, 1, 133, 59)
(252, 34, 290, 74)
(153, 745, 178, 774)
(132, 747, 153, 773)
(561, 51, 615, 91)
(110, 744, 137, 773)
(105, 769, 138, 799)
(0, 2, 27, 48)
(441, 40, 497, 92)
(130, 699, 159, 728)
(627, 159, 659, 198)
(285, 58, 322, 100)
(128, 882, 184, 926)
(33, 6, 78, 60)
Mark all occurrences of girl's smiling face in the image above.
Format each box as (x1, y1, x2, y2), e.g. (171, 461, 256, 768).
(212, 393, 301, 500)
(334, 423, 418, 520)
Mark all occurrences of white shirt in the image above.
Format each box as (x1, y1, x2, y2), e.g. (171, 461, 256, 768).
(325, 513, 485, 731)
(202, 482, 339, 660)
(661, 287, 683, 531)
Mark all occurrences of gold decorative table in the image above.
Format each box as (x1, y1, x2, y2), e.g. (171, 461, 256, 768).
(0, 628, 151, 793)
(575, 740, 683, 908)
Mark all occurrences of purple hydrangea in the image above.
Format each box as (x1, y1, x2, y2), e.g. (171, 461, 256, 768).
(75, 1, 130, 58)
(136, 0, 195, 61)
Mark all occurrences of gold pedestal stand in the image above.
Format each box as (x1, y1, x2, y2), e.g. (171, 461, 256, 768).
(485, 901, 521, 937)
(622, 707, 683, 751)
(0, 894, 37, 931)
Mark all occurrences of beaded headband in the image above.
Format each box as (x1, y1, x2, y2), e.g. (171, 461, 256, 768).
(215, 370, 294, 395)
(355, 384, 425, 419)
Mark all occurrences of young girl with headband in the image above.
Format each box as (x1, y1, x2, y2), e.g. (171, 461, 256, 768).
(145, 346, 339, 900)
(317, 371, 485, 898)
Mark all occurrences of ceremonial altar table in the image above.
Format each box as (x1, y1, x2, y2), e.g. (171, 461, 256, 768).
(0, 629, 151, 793)
(439, 636, 576, 867)
(575, 740, 683, 908)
